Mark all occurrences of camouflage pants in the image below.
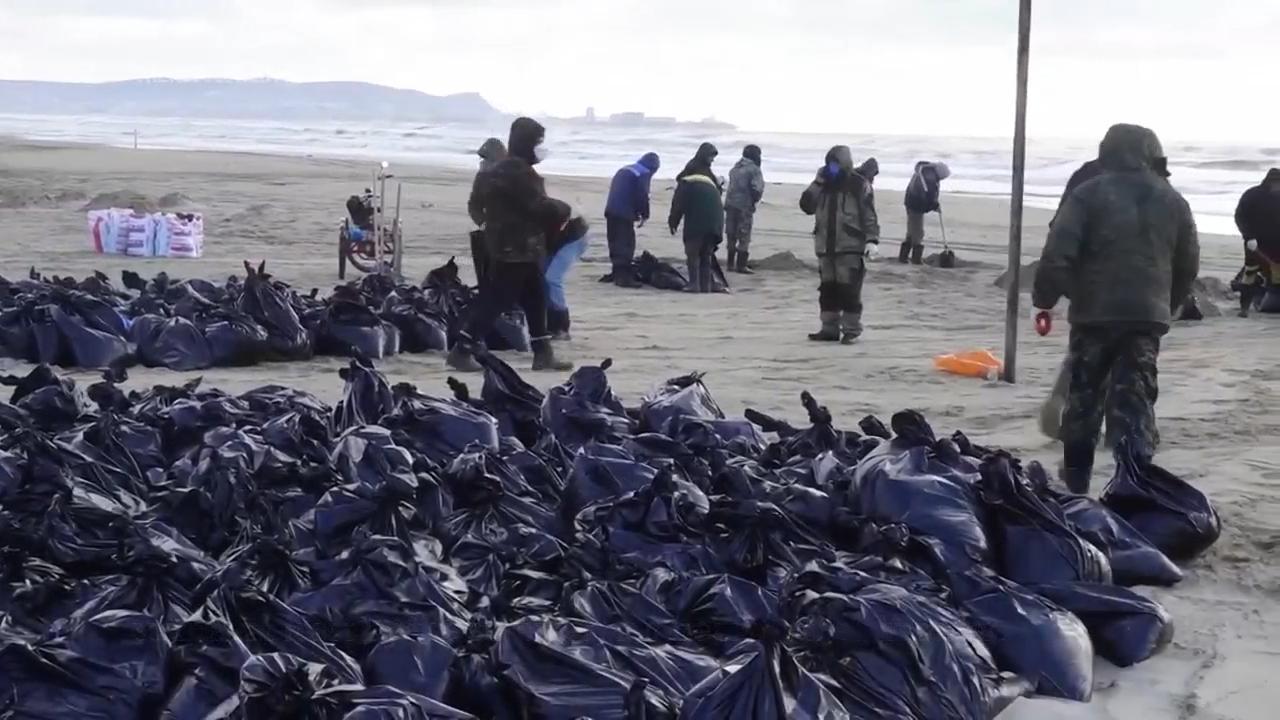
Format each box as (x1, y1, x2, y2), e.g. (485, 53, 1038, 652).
(1061, 325, 1161, 470)
(725, 208, 754, 254)
(817, 254, 866, 336)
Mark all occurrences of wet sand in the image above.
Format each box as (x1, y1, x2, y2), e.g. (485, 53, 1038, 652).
(2, 138, 1277, 719)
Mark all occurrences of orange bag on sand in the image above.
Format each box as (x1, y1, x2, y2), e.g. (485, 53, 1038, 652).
(935, 350, 1003, 380)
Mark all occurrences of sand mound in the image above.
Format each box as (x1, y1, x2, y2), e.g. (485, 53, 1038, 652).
(81, 189, 157, 212)
(753, 251, 815, 272)
(0, 188, 88, 209)
(157, 192, 197, 209)
(993, 261, 1038, 293)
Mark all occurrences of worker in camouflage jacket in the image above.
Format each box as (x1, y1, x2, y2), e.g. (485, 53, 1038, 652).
(800, 145, 881, 344)
(1032, 123, 1199, 493)
(724, 145, 765, 273)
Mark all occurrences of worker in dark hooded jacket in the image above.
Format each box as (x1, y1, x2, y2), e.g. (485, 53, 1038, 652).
(604, 152, 661, 287)
(1032, 123, 1199, 493)
(724, 145, 765, 274)
(900, 161, 951, 264)
(467, 137, 507, 289)
(1233, 168, 1280, 316)
(800, 146, 881, 344)
(669, 143, 725, 293)
(448, 117, 573, 373)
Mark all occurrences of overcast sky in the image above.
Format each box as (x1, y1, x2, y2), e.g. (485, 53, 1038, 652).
(2, 0, 1276, 143)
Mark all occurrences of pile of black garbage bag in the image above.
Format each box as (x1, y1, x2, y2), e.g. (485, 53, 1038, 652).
(0, 355, 1221, 719)
(0, 260, 529, 371)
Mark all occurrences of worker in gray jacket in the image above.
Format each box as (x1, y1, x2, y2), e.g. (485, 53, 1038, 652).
(725, 145, 764, 273)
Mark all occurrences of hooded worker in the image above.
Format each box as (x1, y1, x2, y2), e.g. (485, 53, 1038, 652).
(669, 143, 726, 293)
(604, 152, 661, 288)
(900, 160, 952, 264)
(1032, 123, 1199, 493)
(725, 144, 765, 273)
(1233, 167, 1280, 316)
(448, 117, 573, 374)
(799, 145, 881, 344)
(467, 138, 507, 288)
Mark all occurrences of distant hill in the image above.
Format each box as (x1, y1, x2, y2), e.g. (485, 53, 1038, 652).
(0, 78, 500, 122)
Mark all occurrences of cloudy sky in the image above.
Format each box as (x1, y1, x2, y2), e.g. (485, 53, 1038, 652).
(2, 0, 1276, 142)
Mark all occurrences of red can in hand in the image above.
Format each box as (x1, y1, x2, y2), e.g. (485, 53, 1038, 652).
(1034, 311, 1052, 337)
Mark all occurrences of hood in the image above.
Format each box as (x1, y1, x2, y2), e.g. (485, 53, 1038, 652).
(677, 142, 719, 180)
(824, 145, 854, 172)
(637, 152, 661, 172)
(856, 157, 880, 179)
(1098, 123, 1161, 172)
(742, 144, 762, 166)
(1264, 168, 1280, 186)
(476, 138, 506, 162)
(507, 117, 546, 165)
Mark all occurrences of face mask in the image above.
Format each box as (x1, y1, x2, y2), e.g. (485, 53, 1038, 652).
(533, 145, 549, 163)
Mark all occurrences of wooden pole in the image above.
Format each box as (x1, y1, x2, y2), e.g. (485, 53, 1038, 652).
(1002, 0, 1032, 383)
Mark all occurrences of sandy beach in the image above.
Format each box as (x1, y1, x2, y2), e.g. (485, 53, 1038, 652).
(2, 138, 1277, 719)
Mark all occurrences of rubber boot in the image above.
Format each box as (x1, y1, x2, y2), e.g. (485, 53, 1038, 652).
(840, 312, 862, 345)
(531, 338, 573, 372)
(1239, 284, 1257, 318)
(736, 251, 754, 275)
(446, 342, 482, 373)
(897, 239, 912, 264)
(1060, 465, 1092, 495)
(910, 244, 925, 265)
(808, 312, 841, 342)
(614, 265, 642, 289)
(684, 256, 702, 293)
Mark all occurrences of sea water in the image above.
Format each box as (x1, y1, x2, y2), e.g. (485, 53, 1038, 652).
(3, 112, 1274, 237)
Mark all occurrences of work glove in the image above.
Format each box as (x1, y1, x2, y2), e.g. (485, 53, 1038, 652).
(1246, 238, 1258, 252)
(863, 243, 879, 260)
(637, 217, 646, 228)
(1032, 306, 1054, 336)
(669, 224, 678, 236)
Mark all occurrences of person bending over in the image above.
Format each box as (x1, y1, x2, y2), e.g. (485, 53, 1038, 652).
(604, 152, 660, 288)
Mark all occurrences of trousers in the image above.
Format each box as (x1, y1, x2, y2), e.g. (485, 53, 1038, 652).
(1061, 324, 1162, 471)
(461, 261, 549, 343)
(725, 207, 754, 254)
(544, 236, 588, 311)
(684, 234, 719, 292)
(817, 253, 866, 335)
(606, 216, 637, 272)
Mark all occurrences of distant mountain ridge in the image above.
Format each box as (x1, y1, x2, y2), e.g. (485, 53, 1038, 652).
(0, 78, 500, 122)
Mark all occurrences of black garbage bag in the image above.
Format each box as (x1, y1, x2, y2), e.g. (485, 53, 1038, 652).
(333, 356, 396, 433)
(131, 314, 215, 371)
(472, 350, 546, 447)
(953, 573, 1094, 702)
(542, 359, 637, 450)
(204, 314, 271, 367)
(748, 391, 857, 469)
(381, 286, 450, 353)
(853, 410, 991, 571)
(364, 635, 456, 701)
(495, 616, 720, 718)
(784, 578, 1030, 719)
(1055, 489, 1184, 587)
(634, 251, 688, 291)
(441, 449, 561, 545)
(565, 442, 660, 519)
(980, 453, 1112, 585)
(640, 373, 724, 434)
(1101, 441, 1222, 562)
(160, 614, 253, 719)
(0, 610, 170, 720)
(575, 468, 710, 546)
(237, 261, 313, 361)
(1, 366, 85, 432)
(680, 632, 851, 720)
(485, 310, 531, 353)
(46, 304, 130, 368)
(382, 384, 500, 465)
(311, 299, 401, 360)
(449, 525, 567, 601)
(1030, 582, 1175, 668)
(638, 570, 779, 655)
(565, 579, 695, 648)
(707, 499, 835, 588)
(236, 651, 349, 719)
(315, 426, 433, 549)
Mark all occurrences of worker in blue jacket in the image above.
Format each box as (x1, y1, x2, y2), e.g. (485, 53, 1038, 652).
(604, 152, 661, 287)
